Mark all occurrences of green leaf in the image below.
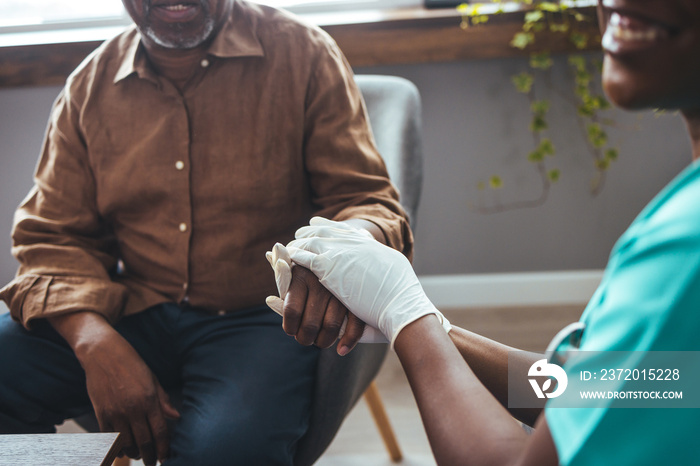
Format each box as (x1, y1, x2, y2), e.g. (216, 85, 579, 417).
(587, 122, 601, 137)
(489, 176, 503, 189)
(582, 94, 599, 110)
(539, 138, 555, 156)
(575, 69, 592, 86)
(524, 10, 544, 23)
(530, 52, 553, 70)
(538, 2, 561, 13)
(587, 123, 608, 148)
(547, 169, 561, 182)
(528, 22, 546, 33)
(605, 148, 619, 161)
(512, 72, 534, 93)
(511, 32, 535, 49)
(550, 23, 569, 33)
(574, 84, 588, 98)
(531, 99, 550, 115)
(595, 96, 611, 110)
(531, 115, 548, 132)
(568, 55, 586, 71)
(577, 105, 595, 117)
(569, 32, 589, 49)
(528, 149, 544, 163)
(467, 3, 482, 16)
(595, 158, 610, 170)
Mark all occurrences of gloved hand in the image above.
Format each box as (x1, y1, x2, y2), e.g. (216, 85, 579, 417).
(288, 217, 451, 348)
(265, 240, 387, 344)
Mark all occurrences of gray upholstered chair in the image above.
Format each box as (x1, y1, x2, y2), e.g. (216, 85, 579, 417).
(79, 74, 424, 466)
(293, 74, 424, 466)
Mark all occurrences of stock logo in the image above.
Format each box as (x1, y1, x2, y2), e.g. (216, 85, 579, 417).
(528, 359, 568, 399)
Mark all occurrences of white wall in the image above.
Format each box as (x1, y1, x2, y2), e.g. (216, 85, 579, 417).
(0, 55, 691, 289)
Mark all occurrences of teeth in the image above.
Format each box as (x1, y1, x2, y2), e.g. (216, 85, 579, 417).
(165, 4, 189, 11)
(606, 12, 666, 43)
(611, 25, 659, 41)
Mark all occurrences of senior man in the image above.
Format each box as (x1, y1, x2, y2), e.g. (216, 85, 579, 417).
(0, 1, 411, 465)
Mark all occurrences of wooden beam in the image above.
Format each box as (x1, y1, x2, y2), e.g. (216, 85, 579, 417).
(0, 41, 100, 88)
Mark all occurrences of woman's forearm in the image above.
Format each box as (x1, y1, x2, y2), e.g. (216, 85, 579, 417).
(394, 315, 530, 465)
(448, 326, 543, 426)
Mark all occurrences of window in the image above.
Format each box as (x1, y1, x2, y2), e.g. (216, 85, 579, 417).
(2, 0, 420, 34)
(2, 0, 129, 31)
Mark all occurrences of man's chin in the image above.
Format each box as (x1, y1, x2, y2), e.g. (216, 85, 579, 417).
(144, 22, 215, 50)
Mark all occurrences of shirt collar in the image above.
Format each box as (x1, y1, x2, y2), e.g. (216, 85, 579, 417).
(113, 27, 148, 84)
(113, 1, 265, 85)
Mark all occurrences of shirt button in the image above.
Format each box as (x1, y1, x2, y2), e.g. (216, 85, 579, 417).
(201, 58, 210, 68)
(179, 223, 187, 232)
(175, 161, 185, 170)
(217, 310, 226, 316)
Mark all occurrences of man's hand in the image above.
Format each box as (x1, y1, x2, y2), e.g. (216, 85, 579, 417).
(283, 265, 366, 355)
(288, 217, 451, 348)
(266, 224, 388, 355)
(49, 312, 179, 466)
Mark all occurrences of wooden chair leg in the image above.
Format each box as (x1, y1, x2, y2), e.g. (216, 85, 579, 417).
(112, 456, 131, 466)
(363, 381, 403, 462)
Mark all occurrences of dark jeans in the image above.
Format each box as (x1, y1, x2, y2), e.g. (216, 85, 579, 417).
(0, 303, 319, 465)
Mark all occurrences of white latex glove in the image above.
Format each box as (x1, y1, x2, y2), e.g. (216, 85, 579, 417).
(265, 240, 387, 344)
(289, 217, 451, 348)
(265, 242, 293, 315)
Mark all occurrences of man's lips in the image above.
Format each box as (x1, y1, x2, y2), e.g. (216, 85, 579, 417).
(150, 2, 201, 23)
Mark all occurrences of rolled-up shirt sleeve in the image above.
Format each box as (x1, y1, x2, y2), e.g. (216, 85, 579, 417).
(0, 89, 127, 328)
(302, 34, 413, 259)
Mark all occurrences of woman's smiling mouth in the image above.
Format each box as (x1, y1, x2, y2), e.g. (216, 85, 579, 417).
(600, 1, 682, 55)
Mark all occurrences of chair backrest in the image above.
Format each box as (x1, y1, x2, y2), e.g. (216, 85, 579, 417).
(355, 75, 424, 226)
(293, 75, 424, 466)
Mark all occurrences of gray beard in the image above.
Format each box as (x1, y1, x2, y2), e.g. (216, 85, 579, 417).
(141, 0, 216, 50)
(143, 17, 215, 49)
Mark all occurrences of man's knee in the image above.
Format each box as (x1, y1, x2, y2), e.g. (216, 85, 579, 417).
(168, 412, 303, 466)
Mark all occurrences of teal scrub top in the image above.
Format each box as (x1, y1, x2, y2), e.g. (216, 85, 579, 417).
(545, 160, 700, 465)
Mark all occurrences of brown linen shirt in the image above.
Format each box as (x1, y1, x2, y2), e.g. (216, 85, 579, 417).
(0, 1, 412, 328)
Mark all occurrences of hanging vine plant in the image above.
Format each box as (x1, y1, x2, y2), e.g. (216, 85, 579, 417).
(459, 0, 620, 214)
